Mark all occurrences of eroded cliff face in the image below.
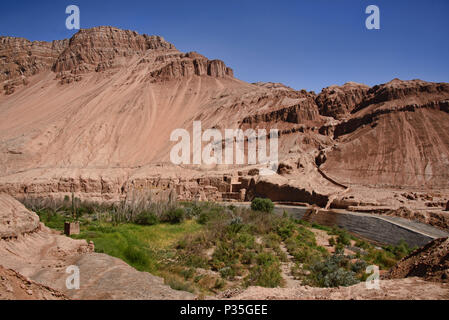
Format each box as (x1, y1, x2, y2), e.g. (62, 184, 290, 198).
(241, 93, 320, 125)
(352, 79, 449, 114)
(316, 82, 370, 119)
(0, 26, 233, 93)
(52, 26, 176, 74)
(0, 37, 68, 94)
(149, 52, 233, 81)
(319, 79, 449, 188)
(0, 27, 448, 208)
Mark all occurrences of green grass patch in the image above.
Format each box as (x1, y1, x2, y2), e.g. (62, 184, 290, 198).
(73, 220, 202, 274)
(31, 197, 413, 293)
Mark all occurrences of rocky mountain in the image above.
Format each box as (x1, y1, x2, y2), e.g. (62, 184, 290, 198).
(0, 26, 448, 214)
(320, 79, 449, 188)
(0, 37, 68, 94)
(316, 82, 370, 119)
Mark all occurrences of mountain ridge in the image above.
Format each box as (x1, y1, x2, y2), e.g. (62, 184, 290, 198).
(0, 26, 448, 214)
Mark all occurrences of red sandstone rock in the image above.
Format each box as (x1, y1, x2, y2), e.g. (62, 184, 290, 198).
(316, 82, 370, 119)
(0, 26, 448, 210)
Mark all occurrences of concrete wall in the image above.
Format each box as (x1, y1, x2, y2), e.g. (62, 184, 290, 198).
(299, 210, 435, 247)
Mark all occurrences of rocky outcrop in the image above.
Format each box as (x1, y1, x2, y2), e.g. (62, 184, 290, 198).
(320, 79, 449, 188)
(331, 100, 449, 139)
(149, 53, 233, 82)
(383, 207, 449, 231)
(241, 96, 320, 125)
(388, 237, 449, 283)
(0, 26, 233, 94)
(352, 79, 449, 114)
(52, 26, 175, 74)
(0, 265, 68, 300)
(316, 82, 370, 119)
(0, 37, 68, 94)
(0, 193, 40, 238)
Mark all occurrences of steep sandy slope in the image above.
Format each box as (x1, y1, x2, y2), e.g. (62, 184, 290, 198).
(0, 26, 448, 209)
(0, 26, 339, 205)
(0, 27, 326, 175)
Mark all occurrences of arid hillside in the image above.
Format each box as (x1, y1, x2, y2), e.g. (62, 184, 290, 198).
(319, 79, 449, 188)
(0, 26, 448, 215)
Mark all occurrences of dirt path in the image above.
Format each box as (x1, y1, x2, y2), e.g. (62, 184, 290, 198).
(279, 242, 302, 288)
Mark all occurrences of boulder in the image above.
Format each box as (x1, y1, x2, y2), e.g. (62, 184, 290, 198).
(0, 193, 40, 238)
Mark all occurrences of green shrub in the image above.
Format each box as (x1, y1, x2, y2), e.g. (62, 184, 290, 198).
(256, 252, 278, 266)
(162, 208, 185, 224)
(214, 278, 226, 289)
(307, 254, 359, 287)
(184, 254, 208, 268)
(197, 206, 225, 225)
(180, 268, 195, 280)
(351, 260, 368, 274)
(335, 243, 345, 255)
(227, 216, 244, 234)
(219, 266, 236, 280)
(364, 248, 397, 269)
(355, 239, 370, 250)
(245, 253, 282, 288)
(336, 231, 351, 246)
(236, 232, 255, 249)
(212, 241, 239, 267)
(184, 203, 203, 218)
(197, 212, 210, 225)
(241, 251, 256, 265)
(263, 232, 282, 248)
(276, 220, 295, 240)
(251, 264, 282, 288)
(135, 211, 159, 226)
(383, 240, 415, 260)
(251, 198, 274, 213)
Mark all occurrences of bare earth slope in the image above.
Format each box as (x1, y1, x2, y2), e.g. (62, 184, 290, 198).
(388, 237, 449, 282)
(0, 265, 67, 300)
(230, 278, 449, 300)
(320, 79, 449, 188)
(0, 26, 448, 220)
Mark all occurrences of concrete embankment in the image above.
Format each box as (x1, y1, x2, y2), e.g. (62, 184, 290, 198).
(228, 203, 449, 247)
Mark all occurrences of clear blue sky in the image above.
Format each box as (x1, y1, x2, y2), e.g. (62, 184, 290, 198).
(1, 0, 448, 92)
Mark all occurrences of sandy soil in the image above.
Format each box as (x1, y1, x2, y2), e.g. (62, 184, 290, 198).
(229, 278, 449, 300)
